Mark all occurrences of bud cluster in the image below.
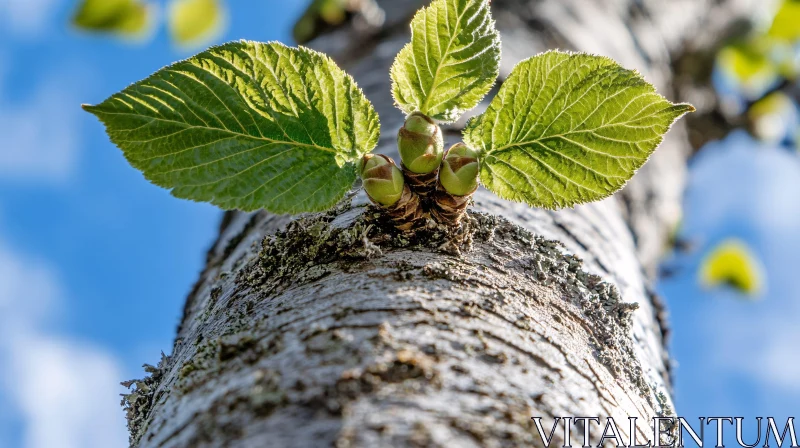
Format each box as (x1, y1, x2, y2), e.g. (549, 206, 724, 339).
(360, 112, 480, 230)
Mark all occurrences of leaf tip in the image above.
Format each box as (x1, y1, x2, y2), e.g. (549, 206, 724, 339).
(669, 102, 696, 121)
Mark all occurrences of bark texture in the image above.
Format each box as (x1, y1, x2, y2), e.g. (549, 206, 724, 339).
(122, 0, 761, 446)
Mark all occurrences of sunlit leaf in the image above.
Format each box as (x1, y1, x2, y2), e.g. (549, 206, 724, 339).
(84, 41, 380, 213)
(168, 0, 227, 48)
(699, 239, 765, 297)
(72, 0, 154, 37)
(768, 0, 800, 42)
(748, 91, 798, 144)
(390, 0, 501, 122)
(463, 51, 693, 209)
(716, 39, 780, 100)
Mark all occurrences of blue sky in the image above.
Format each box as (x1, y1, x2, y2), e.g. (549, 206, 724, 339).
(0, 1, 307, 446)
(0, 1, 798, 447)
(661, 131, 800, 441)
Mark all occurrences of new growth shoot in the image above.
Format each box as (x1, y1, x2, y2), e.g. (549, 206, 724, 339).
(84, 0, 693, 232)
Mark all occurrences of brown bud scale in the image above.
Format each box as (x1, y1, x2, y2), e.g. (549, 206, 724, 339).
(401, 163, 439, 198)
(374, 184, 427, 231)
(431, 184, 477, 225)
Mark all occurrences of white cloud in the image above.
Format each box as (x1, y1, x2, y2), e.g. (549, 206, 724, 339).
(0, 243, 59, 332)
(753, 328, 800, 392)
(0, 77, 81, 184)
(685, 131, 800, 237)
(0, 0, 63, 38)
(7, 338, 128, 448)
(710, 302, 800, 396)
(0, 241, 128, 448)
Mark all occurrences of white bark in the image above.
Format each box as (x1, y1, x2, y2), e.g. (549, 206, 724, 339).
(121, 1, 760, 446)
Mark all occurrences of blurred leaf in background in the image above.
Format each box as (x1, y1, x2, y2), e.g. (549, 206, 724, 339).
(72, 0, 156, 38)
(293, 0, 349, 44)
(168, 0, 227, 48)
(747, 91, 799, 144)
(699, 239, 765, 297)
(767, 0, 800, 42)
(766, 0, 800, 79)
(716, 38, 780, 101)
(711, 0, 800, 149)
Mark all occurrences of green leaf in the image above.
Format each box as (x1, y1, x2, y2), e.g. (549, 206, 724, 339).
(464, 50, 693, 209)
(390, 0, 500, 122)
(768, 0, 800, 42)
(699, 239, 764, 297)
(168, 0, 227, 48)
(84, 41, 380, 213)
(72, 0, 154, 36)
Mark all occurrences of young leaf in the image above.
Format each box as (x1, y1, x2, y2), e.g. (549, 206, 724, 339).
(168, 0, 227, 48)
(72, 0, 154, 36)
(390, 0, 500, 123)
(464, 50, 694, 209)
(84, 41, 380, 213)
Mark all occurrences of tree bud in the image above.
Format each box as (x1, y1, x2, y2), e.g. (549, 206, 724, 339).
(439, 143, 479, 196)
(397, 112, 444, 174)
(360, 154, 405, 206)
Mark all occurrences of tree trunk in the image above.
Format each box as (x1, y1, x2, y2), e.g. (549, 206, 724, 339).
(121, 0, 759, 446)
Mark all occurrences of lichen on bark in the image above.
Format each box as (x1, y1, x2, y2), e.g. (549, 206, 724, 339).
(123, 197, 654, 446)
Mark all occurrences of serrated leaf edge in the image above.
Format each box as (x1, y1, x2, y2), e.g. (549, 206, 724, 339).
(390, 0, 501, 123)
(466, 49, 695, 209)
(83, 39, 379, 214)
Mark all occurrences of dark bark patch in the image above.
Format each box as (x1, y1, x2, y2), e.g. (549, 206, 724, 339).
(330, 348, 441, 407)
(238, 205, 481, 293)
(218, 334, 257, 362)
(239, 208, 383, 293)
(176, 332, 284, 396)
